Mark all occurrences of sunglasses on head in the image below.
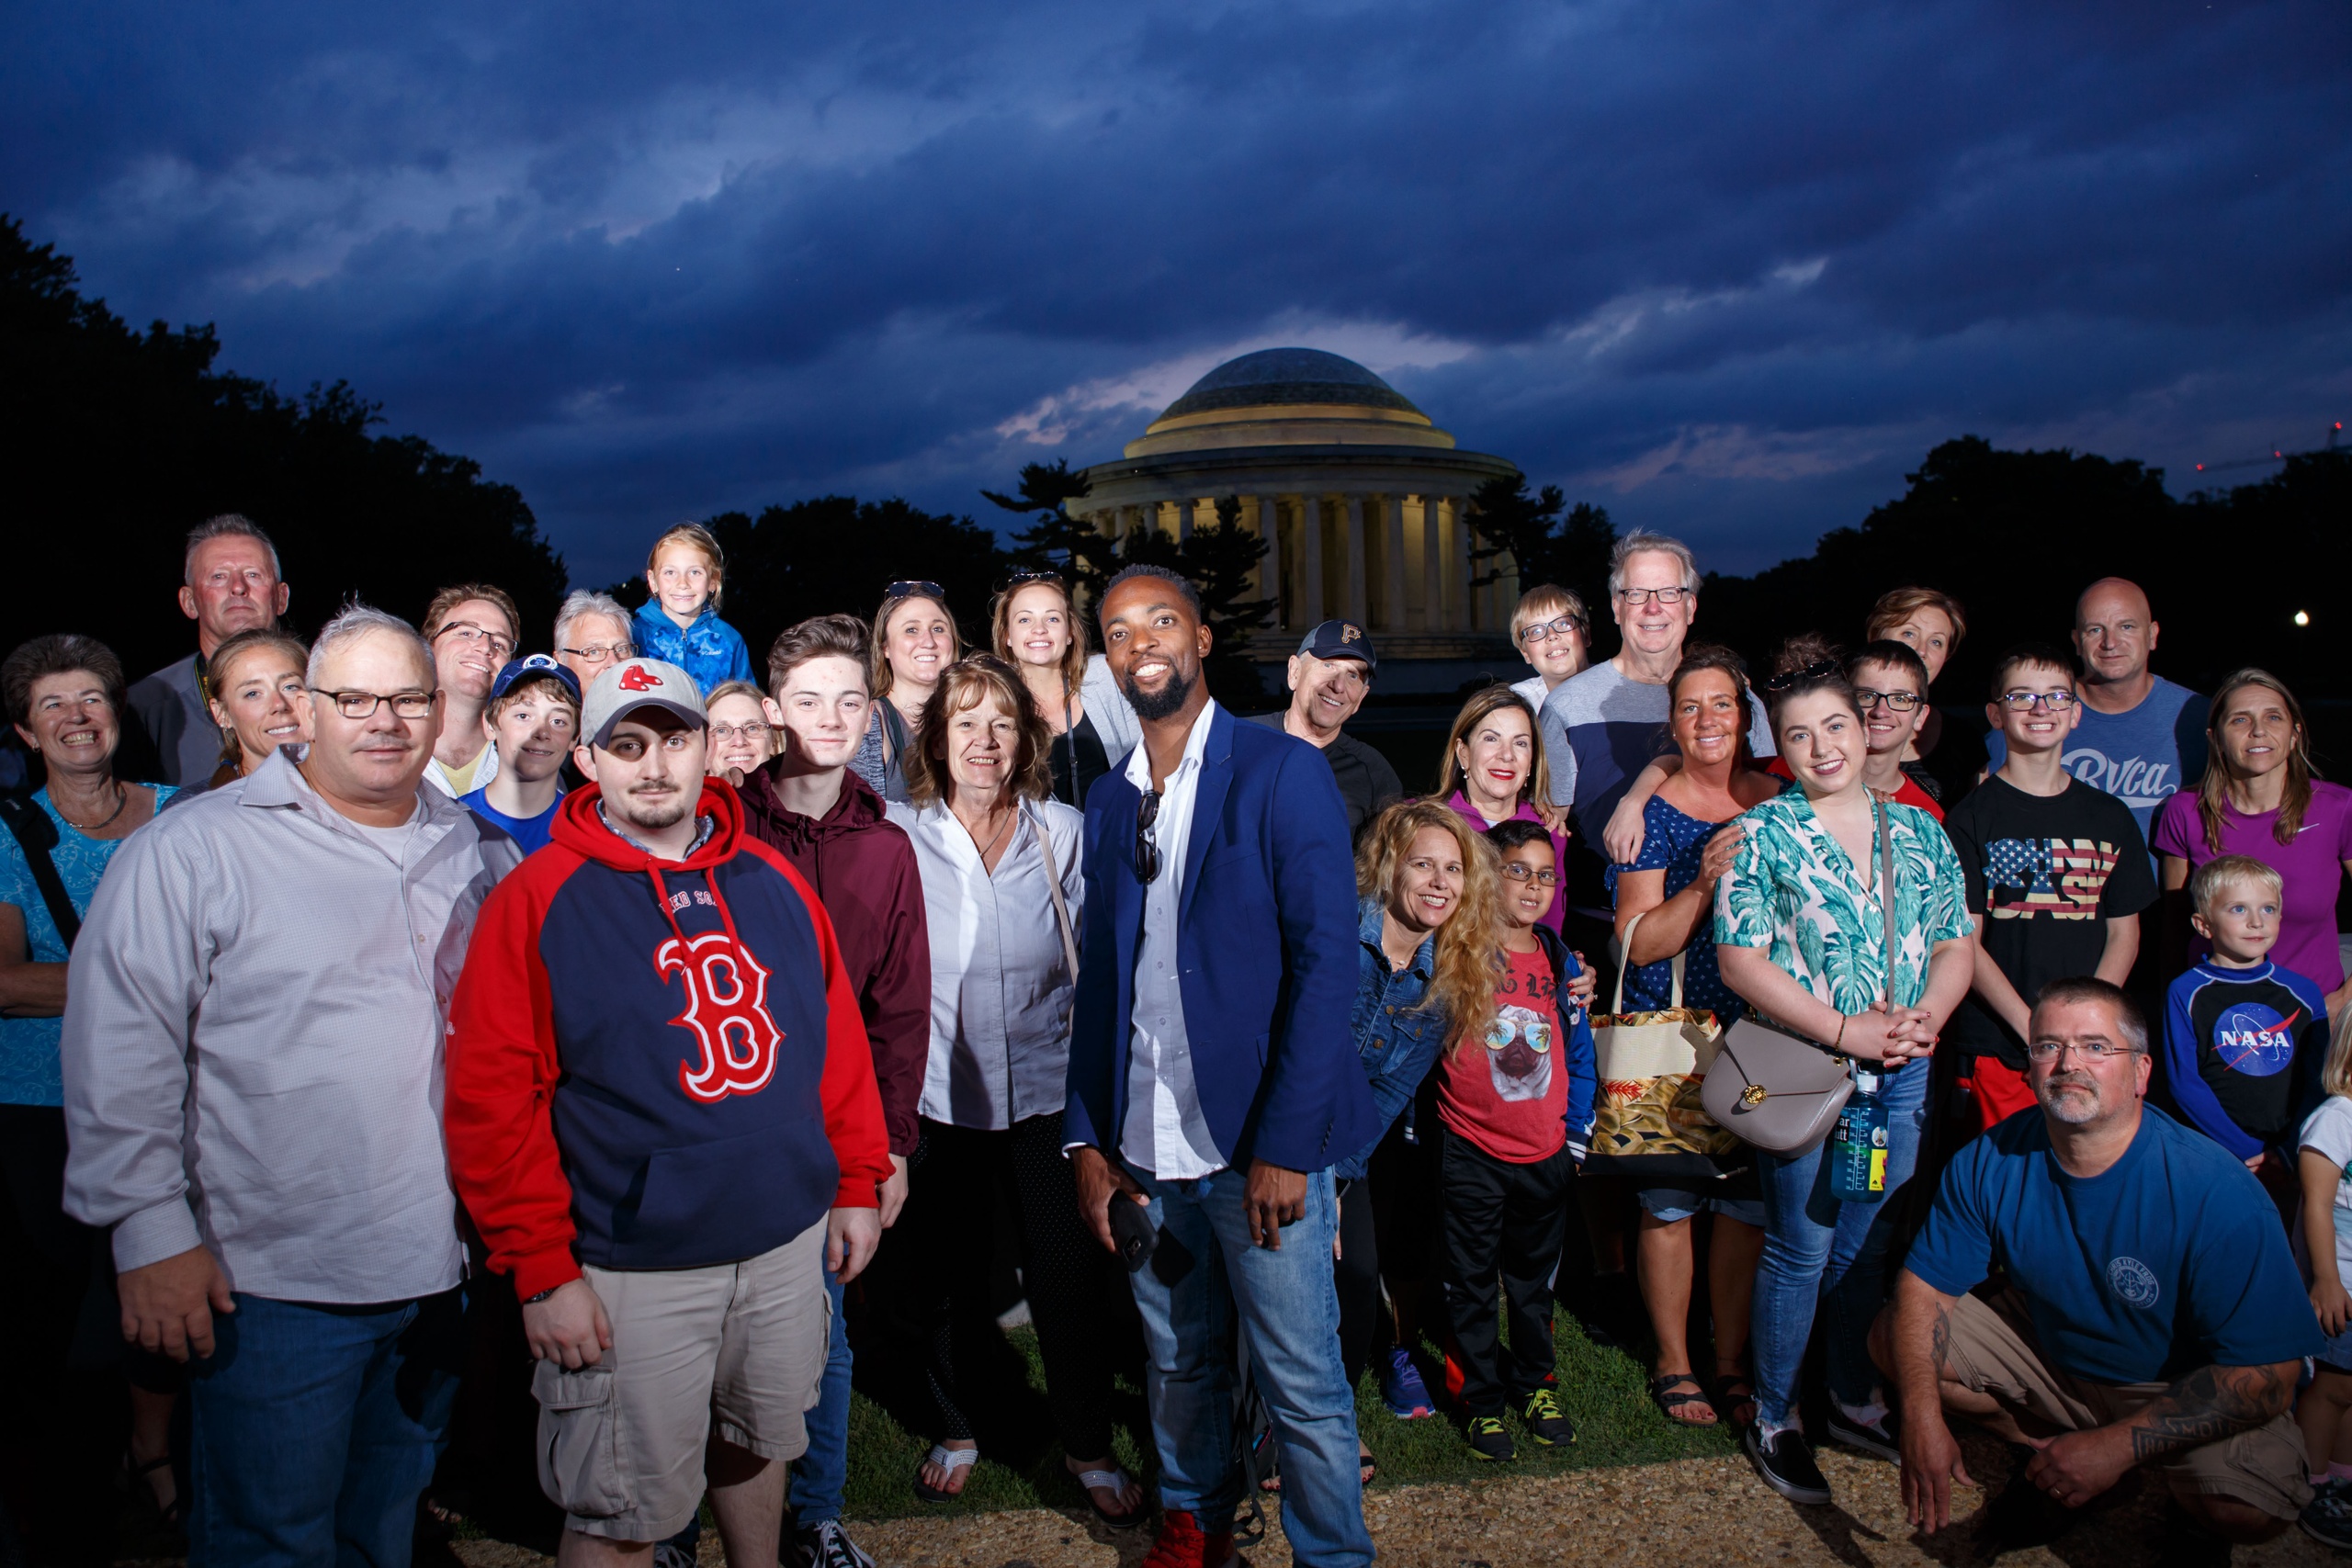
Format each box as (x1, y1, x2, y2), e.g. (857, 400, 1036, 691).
(883, 580, 947, 604)
(1761, 659, 1841, 694)
(1000, 569, 1065, 592)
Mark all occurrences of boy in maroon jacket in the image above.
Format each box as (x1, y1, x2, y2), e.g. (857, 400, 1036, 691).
(447, 659, 889, 1567)
(731, 615, 930, 1568)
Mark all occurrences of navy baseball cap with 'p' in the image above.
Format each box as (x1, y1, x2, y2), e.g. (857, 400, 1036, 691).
(1296, 619, 1376, 671)
(490, 652, 582, 706)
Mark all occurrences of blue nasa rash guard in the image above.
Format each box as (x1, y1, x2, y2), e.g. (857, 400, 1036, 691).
(1906, 1105, 2321, 1385)
(2161, 961, 2328, 1160)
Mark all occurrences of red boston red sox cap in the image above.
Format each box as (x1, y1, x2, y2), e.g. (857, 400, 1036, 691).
(581, 658, 707, 749)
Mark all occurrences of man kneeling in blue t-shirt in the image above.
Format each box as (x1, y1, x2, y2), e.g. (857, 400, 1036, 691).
(1875, 976, 2319, 1555)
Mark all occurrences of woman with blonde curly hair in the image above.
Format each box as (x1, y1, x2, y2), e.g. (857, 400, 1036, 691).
(1320, 801, 1505, 1463)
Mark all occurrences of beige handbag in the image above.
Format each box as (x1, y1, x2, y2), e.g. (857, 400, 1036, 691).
(1701, 799, 1898, 1156)
(1584, 910, 1739, 1179)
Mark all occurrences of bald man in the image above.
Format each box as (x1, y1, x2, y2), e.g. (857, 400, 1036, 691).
(1984, 578, 2206, 850)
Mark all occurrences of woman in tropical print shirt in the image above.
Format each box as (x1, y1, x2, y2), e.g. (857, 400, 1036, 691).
(1713, 637, 1975, 1508)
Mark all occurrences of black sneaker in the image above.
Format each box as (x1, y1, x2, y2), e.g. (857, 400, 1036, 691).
(1464, 1414, 1515, 1461)
(1743, 1424, 1831, 1506)
(1824, 1405, 1901, 1463)
(1518, 1388, 1577, 1447)
(791, 1517, 877, 1568)
(2304, 1475, 2352, 1550)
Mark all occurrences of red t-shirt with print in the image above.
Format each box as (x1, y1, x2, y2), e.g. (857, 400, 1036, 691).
(1436, 946, 1567, 1163)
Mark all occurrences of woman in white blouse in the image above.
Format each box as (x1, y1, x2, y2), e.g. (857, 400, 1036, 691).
(887, 654, 1145, 1528)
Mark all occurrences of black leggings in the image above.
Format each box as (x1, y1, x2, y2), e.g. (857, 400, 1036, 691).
(903, 1111, 1121, 1458)
(1335, 1175, 1382, 1389)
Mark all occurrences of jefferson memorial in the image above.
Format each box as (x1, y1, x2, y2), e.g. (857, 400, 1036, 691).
(1073, 347, 1526, 694)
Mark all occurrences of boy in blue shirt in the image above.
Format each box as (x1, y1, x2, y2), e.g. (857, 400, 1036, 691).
(460, 655, 578, 854)
(1879, 976, 2315, 1554)
(2162, 854, 2328, 1180)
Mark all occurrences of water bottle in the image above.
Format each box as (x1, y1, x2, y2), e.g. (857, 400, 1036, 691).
(1828, 1069, 1890, 1203)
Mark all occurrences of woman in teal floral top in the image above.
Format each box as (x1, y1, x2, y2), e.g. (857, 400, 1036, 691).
(1713, 638, 1974, 1507)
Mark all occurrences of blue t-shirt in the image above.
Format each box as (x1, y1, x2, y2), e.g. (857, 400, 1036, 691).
(1906, 1104, 2320, 1384)
(1, 784, 179, 1106)
(1608, 794, 1740, 1017)
(1984, 674, 2206, 853)
(460, 786, 560, 855)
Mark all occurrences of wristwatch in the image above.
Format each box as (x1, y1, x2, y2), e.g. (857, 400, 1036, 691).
(523, 1286, 560, 1305)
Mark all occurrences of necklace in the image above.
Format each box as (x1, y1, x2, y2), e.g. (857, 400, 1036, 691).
(960, 801, 1016, 863)
(55, 780, 128, 832)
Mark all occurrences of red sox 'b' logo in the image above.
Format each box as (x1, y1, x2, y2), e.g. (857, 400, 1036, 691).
(656, 931, 784, 1101)
(617, 664, 662, 691)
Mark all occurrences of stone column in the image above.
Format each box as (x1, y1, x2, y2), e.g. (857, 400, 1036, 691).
(1374, 493, 1392, 634)
(1449, 498, 1473, 630)
(1300, 494, 1325, 626)
(1419, 495, 1443, 631)
(1343, 494, 1370, 626)
(1185, 497, 1209, 541)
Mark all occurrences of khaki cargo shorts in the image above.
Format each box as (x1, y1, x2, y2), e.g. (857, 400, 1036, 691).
(1944, 1288, 2311, 1521)
(531, 1219, 831, 1541)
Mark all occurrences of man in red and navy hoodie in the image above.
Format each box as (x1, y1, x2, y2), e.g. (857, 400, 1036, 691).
(446, 658, 889, 1566)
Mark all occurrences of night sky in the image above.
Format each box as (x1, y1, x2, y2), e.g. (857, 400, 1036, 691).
(8, 1, 2347, 586)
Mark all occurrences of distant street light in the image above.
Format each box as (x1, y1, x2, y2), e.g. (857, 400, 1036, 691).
(2296, 611, 2312, 626)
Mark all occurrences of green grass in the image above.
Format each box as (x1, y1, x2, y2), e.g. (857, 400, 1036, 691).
(837, 1314, 1736, 1521)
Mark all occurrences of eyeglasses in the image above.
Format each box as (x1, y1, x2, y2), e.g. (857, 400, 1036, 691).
(310, 687, 437, 720)
(883, 580, 947, 604)
(1854, 688, 1923, 713)
(1484, 1014, 1554, 1054)
(1616, 587, 1690, 607)
(711, 722, 775, 745)
(1500, 863, 1560, 886)
(1998, 691, 2080, 712)
(1517, 615, 1587, 645)
(1135, 788, 1163, 884)
(434, 623, 514, 660)
(560, 641, 633, 663)
(2024, 1039, 2136, 1062)
(1762, 660, 1840, 694)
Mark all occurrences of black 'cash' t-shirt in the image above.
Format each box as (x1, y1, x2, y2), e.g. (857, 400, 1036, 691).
(1942, 774, 2156, 1068)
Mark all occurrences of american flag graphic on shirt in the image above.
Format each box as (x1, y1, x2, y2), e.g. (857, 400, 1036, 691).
(1982, 837, 2121, 919)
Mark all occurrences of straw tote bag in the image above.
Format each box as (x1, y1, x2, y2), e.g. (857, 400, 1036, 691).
(1702, 799, 1898, 1157)
(1584, 910, 1739, 1179)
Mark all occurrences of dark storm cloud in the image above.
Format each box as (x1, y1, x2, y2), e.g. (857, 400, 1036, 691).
(8, 0, 2348, 581)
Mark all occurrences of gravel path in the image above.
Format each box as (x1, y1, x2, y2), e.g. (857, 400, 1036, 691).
(437, 1440, 2339, 1566)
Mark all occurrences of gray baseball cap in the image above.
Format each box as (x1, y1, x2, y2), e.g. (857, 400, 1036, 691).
(581, 658, 707, 749)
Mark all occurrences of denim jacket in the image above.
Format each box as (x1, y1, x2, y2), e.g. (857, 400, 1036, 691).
(1336, 897, 1447, 1181)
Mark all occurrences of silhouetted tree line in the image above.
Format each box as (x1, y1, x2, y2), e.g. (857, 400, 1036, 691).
(9, 210, 2346, 728)
(1, 216, 568, 682)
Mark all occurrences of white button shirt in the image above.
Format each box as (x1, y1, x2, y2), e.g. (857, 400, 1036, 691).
(1119, 699, 1227, 1179)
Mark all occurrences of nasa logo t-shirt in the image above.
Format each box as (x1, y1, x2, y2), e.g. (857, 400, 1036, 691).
(2163, 960, 2329, 1150)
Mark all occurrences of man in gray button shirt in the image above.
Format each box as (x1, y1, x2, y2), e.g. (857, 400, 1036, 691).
(62, 603, 520, 1567)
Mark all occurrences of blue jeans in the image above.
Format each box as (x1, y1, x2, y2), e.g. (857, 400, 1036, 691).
(187, 1287, 466, 1568)
(1127, 1164, 1372, 1568)
(1749, 1064, 1928, 1431)
(786, 1266, 852, 1524)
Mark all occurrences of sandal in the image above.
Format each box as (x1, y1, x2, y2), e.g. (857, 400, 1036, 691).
(1648, 1372, 1719, 1427)
(1707, 1371, 1757, 1431)
(1360, 1448, 1377, 1487)
(912, 1443, 978, 1503)
(128, 1450, 183, 1529)
(1068, 1461, 1149, 1529)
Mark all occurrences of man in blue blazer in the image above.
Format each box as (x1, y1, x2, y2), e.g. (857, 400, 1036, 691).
(1066, 565, 1380, 1568)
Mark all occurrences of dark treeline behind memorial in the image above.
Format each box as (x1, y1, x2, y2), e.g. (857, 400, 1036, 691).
(6, 212, 2348, 729)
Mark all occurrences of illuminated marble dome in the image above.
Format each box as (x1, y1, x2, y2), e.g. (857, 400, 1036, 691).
(1074, 346, 1522, 694)
(1125, 348, 1456, 458)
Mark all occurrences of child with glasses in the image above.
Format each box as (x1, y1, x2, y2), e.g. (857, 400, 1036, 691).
(1435, 819, 1595, 1462)
(629, 522, 754, 695)
(2162, 856, 2326, 1204)
(1943, 643, 2155, 1132)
